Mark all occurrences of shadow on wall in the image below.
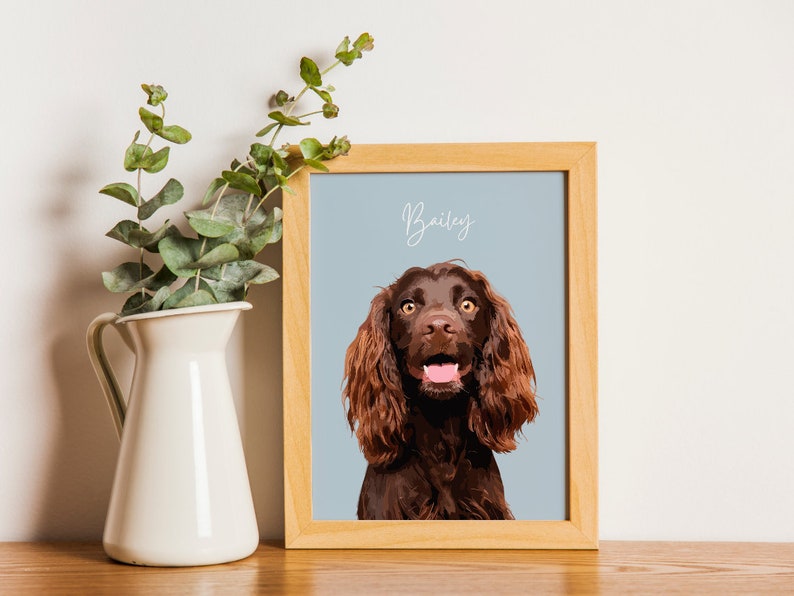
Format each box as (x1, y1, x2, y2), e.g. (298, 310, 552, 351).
(39, 174, 286, 540)
(39, 165, 127, 540)
(241, 198, 285, 541)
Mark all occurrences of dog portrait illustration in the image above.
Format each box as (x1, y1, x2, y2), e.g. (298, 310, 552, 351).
(342, 261, 538, 520)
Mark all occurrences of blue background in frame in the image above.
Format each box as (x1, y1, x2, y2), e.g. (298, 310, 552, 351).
(310, 171, 566, 520)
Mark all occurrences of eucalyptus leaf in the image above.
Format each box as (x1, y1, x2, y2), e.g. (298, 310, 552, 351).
(142, 84, 167, 107)
(102, 262, 155, 293)
(203, 195, 280, 259)
(335, 34, 373, 66)
(124, 141, 153, 172)
(105, 220, 141, 246)
(249, 143, 274, 167)
(255, 122, 279, 138)
(202, 260, 269, 284)
(157, 124, 192, 144)
(246, 261, 280, 284)
(299, 137, 324, 160)
(335, 36, 351, 57)
(159, 234, 202, 277)
(204, 260, 279, 302)
(237, 163, 257, 177)
(322, 102, 339, 119)
(353, 32, 375, 52)
(274, 174, 295, 195)
(204, 282, 245, 304)
(268, 110, 307, 127)
(310, 86, 333, 103)
(211, 194, 252, 223)
(271, 150, 289, 174)
(170, 289, 217, 309)
(138, 178, 183, 220)
(162, 280, 217, 310)
(328, 135, 351, 156)
(99, 182, 139, 207)
(187, 242, 239, 269)
(139, 146, 170, 174)
(202, 177, 226, 206)
(275, 90, 291, 106)
(241, 208, 282, 256)
(128, 221, 179, 252)
(202, 266, 246, 302)
(262, 174, 279, 191)
(122, 285, 172, 315)
(161, 280, 196, 309)
(335, 50, 358, 66)
(299, 57, 322, 86)
(304, 158, 329, 172)
(185, 208, 238, 238)
(145, 264, 178, 290)
(139, 107, 163, 133)
(121, 291, 149, 316)
(222, 170, 261, 197)
(335, 36, 356, 65)
(101, 261, 174, 294)
(107, 220, 179, 253)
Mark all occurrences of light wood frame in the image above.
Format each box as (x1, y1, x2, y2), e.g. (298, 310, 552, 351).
(283, 143, 597, 549)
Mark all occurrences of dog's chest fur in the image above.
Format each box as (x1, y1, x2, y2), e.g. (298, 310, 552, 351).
(404, 397, 497, 517)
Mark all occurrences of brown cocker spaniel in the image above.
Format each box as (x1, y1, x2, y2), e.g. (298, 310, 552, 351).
(343, 262, 538, 520)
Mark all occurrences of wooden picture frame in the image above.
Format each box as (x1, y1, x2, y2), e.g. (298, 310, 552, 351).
(283, 143, 597, 549)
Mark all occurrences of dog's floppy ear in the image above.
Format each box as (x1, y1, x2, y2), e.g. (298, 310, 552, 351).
(468, 270, 538, 452)
(343, 288, 406, 466)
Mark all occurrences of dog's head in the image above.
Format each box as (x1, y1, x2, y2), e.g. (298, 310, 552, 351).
(343, 262, 538, 466)
(388, 263, 488, 399)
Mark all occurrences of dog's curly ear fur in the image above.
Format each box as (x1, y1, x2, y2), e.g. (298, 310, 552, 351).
(468, 270, 539, 452)
(343, 289, 406, 466)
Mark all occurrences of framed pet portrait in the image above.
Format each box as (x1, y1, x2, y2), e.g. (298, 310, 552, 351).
(283, 143, 597, 548)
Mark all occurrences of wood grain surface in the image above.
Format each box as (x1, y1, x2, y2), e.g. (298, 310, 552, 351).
(2, 541, 792, 594)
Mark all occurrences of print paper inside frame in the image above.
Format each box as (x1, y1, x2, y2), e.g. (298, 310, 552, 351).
(283, 143, 597, 549)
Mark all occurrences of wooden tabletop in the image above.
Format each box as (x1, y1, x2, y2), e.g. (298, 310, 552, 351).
(1, 541, 792, 594)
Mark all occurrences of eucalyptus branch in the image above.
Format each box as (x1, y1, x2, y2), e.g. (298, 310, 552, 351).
(285, 59, 341, 118)
(99, 34, 373, 315)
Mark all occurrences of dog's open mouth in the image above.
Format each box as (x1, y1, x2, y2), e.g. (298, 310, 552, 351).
(421, 355, 463, 384)
(406, 353, 472, 389)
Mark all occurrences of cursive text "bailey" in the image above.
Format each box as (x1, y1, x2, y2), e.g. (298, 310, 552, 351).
(402, 202, 475, 247)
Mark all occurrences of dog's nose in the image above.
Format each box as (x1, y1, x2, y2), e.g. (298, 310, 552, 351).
(423, 315, 458, 337)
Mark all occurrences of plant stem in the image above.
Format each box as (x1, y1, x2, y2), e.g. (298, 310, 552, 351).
(249, 165, 306, 217)
(136, 129, 155, 303)
(269, 123, 286, 148)
(137, 165, 145, 303)
(295, 110, 323, 119)
(243, 193, 256, 222)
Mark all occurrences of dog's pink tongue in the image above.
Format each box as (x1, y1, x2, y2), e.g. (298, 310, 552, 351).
(425, 363, 458, 383)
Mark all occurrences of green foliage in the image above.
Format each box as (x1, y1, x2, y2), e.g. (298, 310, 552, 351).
(99, 33, 373, 315)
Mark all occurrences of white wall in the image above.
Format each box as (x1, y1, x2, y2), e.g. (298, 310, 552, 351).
(2, 0, 792, 542)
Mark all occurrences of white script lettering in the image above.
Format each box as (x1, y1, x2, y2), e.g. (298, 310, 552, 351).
(402, 202, 475, 247)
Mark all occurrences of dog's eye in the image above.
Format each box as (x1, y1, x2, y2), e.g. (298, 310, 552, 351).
(460, 298, 477, 313)
(400, 300, 416, 315)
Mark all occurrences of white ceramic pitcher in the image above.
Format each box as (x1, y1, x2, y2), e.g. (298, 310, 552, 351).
(86, 301, 259, 566)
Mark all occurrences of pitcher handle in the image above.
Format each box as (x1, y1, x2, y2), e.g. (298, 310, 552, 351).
(86, 313, 127, 441)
